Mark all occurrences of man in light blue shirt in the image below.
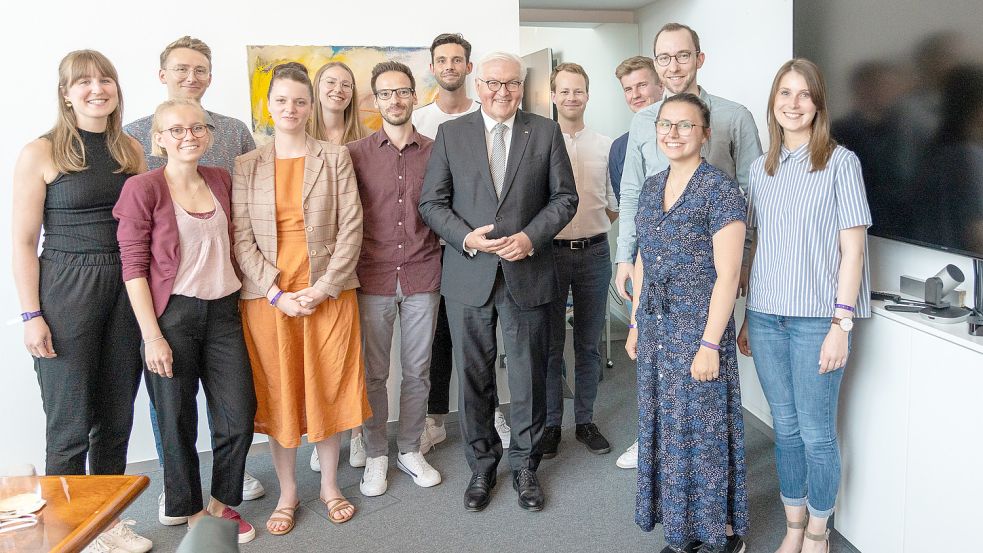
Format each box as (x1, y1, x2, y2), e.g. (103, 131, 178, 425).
(614, 23, 762, 300)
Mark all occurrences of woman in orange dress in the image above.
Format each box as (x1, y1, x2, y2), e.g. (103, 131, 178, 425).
(232, 62, 369, 534)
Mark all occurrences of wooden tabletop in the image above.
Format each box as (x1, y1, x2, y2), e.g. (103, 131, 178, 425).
(0, 475, 149, 553)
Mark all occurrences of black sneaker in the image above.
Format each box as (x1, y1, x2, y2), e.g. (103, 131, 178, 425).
(723, 535, 745, 553)
(575, 423, 611, 454)
(541, 425, 561, 459)
(660, 542, 701, 553)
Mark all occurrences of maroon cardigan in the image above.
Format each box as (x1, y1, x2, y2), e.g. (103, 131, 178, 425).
(114, 166, 237, 317)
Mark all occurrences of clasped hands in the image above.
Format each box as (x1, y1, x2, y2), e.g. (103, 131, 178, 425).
(272, 286, 330, 318)
(466, 224, 533, 262)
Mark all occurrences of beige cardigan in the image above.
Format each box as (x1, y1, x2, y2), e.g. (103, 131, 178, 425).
(232, 135, 362, 300)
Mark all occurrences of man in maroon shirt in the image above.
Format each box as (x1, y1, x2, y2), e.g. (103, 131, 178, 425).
(346, 61, 443, 497)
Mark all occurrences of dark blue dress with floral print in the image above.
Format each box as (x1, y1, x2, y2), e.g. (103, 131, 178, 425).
(634, 160, 749, 548)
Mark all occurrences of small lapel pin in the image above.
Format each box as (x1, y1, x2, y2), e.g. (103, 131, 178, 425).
(524, 131, 529, 134)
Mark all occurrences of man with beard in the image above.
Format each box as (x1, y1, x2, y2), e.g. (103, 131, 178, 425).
(346, 61, 443, 496)
(414, 33, 512, 454)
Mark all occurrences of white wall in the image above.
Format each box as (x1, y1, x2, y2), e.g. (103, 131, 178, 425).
(634, 0, 794, 425)
(0, 0, 519, 471)
(519, 23, 640, 140)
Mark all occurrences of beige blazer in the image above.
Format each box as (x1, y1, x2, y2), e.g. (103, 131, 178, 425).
(232, 135, 362, 300)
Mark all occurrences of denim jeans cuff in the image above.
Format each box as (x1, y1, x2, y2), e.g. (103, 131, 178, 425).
(780, 493, 809, 507)
(807, 503, 835, 518)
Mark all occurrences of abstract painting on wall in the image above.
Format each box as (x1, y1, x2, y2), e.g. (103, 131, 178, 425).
(246, 45, 438, 144)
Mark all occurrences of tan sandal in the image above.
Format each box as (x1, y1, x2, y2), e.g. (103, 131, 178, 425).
(804, 529, 830, 553)
(321, 496, 355, 524)
(787, 515, 808, 530)
(266, 501, 300, 536)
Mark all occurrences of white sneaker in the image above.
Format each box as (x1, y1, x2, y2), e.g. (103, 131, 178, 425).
(157, 492, 188, 526)
(81, 536, 124, 553)
(360, 455, 389, 496)
(420, 416, 447, 454)
(350, 433, 367, 468)
(310, 448, 321, 472)
(242, 471, 265, 500)
(101, 520, 152, 553)
(397, 451, 441, 487)
(616, 441, 638, 469)
(495, 409, 511, 448)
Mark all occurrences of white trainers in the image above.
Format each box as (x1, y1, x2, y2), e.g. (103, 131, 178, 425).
(101, 520, 152, 553)
(242, 471, 265, 500)
(310, 448, 321, 472)
(616, 440, 638, 469)
(350, 433, 367, 468)
(360, 455, 389, 496)
(397, 451, 441, 487)
(157, 492, 188, 526)
(495, 409, 511, 448)
(420, 416, 448, 454)
(81, 536, 124, 553)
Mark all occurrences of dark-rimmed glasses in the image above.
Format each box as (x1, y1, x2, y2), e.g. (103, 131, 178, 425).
(655, 119, 706, 136)
(654, 51, 699, 67)
(477, 78, 523, 92)
(375, 88, 414, 100)
(165, 124, 212, 139)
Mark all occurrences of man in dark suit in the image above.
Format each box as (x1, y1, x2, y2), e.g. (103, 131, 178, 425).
(419, 51, 577, 513)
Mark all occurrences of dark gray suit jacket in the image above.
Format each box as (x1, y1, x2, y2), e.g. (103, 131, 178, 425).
(419, 109, 578, 308)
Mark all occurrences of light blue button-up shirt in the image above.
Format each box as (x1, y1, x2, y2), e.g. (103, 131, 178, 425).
(615, 87, 762, 264)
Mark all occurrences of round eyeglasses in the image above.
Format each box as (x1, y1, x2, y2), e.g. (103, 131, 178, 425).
(654, 51, 699, 67)
(655, 119, 706, 136)
(165, 124, 212, 139)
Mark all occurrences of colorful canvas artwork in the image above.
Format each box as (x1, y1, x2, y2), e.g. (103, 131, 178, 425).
(246, 45, 438, 144)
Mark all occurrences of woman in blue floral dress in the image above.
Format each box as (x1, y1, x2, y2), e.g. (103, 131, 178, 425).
(625, 93, 749, 553)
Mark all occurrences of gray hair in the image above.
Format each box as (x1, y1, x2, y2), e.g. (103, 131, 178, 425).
(476, 52, 527, 81)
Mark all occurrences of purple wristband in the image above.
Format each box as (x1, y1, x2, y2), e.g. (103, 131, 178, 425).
(835, 303, 855, 312)
(21, 310, 43, 322)
(270, 290, 284, 306)
(700, 339, 720, 351)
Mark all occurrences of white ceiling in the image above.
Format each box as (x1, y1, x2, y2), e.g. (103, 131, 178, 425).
(519, 0, 654, 9)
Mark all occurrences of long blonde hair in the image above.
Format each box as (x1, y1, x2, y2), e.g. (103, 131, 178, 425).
(764, 58, 836, 176)
(308, 61, 366, 144)
(45, 50, 142, 174)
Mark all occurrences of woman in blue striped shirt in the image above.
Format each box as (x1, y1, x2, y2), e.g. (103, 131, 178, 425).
(738, 59, 871, 553)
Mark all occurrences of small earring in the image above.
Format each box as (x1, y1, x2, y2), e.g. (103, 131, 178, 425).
(64, 100, 72, 108)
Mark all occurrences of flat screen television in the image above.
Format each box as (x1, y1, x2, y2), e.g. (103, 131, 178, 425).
(794, 0, 983, 260)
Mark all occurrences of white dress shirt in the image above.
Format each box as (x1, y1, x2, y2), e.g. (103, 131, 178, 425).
(555, 127, 617, 240)
(463, 109, 520, 256)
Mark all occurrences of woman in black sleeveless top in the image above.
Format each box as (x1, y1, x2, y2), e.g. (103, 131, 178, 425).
(11, 50, 147, 480)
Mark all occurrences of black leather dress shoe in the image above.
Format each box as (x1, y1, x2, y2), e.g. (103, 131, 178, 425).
(512, 468, 544, 511)
(575, 422, 611, 454)
(541, 425, 561, 459)
(464, 472, 496, 512)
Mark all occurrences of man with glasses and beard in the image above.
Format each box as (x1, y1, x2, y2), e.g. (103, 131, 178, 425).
(347, 61, 443, 497)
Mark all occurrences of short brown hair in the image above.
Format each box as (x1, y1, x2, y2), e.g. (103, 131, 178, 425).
(159, 36, 212, 69)
(267, 62, 313, 100)
(615, 56, 658, 81)
(550, 62, 589, 93)
(370, 61, 416, 94)
(430, 33, 472, 63)
(653, 23, 701, 55)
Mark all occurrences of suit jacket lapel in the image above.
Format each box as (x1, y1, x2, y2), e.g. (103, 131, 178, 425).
(302, 135, 325, 202)
(467, 112, 498, 202)
(498, 111, 530, 208)
(257, 143, 276, 195)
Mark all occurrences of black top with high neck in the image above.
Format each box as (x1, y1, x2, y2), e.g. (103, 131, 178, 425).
(43, 129, 136, 254)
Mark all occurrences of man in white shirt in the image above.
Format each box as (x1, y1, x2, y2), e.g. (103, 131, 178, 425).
(412, 33, 481, 139)
(540, 63, 618, 461)
(414, 33, 511, 455)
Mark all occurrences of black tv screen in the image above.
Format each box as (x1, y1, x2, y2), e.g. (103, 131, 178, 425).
(794, 0, 983, 259)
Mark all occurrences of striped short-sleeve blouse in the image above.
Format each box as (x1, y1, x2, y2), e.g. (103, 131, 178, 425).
(747, 144, 873, 318)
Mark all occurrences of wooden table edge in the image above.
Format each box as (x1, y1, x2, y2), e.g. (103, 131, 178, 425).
(54, 475, 150, 553)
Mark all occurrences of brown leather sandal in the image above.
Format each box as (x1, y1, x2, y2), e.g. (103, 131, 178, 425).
(321, 496, 356, 524)
(266, 501, 300, 536)
(804, 529, 830, 553)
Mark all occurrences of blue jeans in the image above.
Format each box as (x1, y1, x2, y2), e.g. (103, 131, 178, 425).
(546, 239, 612, 426)
(746, 310, 847, 518)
